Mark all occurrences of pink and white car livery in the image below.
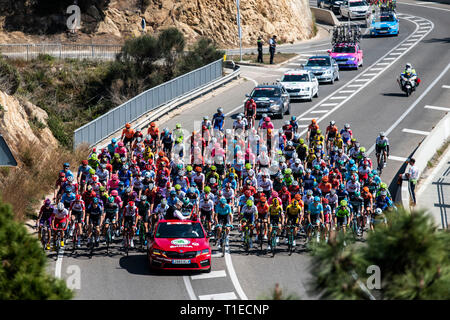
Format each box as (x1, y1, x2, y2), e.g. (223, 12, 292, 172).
(328, 43, 363, 70)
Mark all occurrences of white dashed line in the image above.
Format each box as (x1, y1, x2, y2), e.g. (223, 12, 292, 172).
(199, 292, 238, 300)
(191, 270, 227, 280)
(364, 73, 377, 76)
(300, 117, 316, 120)
(354, 79, 369, 82)
(377, 62, 390, 65)
(424, 105, 450, 112)
(390, 52, 403, 55)
(339, 90, 356, 93)
(347, 84, 363, 87)
(329, 96, 348, 100)
(320, 103, 339, 107)
(370, 67, 385, 70)
(311, 110, 329, 113)
(402, 128, 430, 135)
(389, 155, 408, 162)
(442, 85, 450, 89)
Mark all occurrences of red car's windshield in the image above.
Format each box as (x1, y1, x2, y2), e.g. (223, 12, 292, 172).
(156, 221, 205, 238)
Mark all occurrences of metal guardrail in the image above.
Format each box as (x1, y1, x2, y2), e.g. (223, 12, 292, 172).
(0, 43, 122, 61)
(73, 59, 223, 149)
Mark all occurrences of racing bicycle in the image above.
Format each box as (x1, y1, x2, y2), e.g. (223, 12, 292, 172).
(269, 225, 280, 257)
(137, 218, 147, 251)
(285, 222, 297, 255)
(241, 221, 252, 254)
(123, 220, 134, 257)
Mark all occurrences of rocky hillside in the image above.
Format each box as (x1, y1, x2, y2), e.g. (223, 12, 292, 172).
(0, 0, 314, 46)
(0, 89, 58, 160)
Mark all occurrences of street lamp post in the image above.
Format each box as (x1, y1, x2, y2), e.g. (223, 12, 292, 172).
(236, 0, 243, 62)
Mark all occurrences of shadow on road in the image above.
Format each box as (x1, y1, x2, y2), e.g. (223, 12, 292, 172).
(382, 92, 407, 97)
(422, 37, 450, 44)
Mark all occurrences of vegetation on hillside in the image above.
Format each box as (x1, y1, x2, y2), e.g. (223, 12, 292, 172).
(4, 28, 224, 148)
(309, 208, 450, 300)
(0, 196, 73, 299)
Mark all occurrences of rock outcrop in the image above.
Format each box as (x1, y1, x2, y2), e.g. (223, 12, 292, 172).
(0, 0, 314, 47)
(0, 90, 58, 161)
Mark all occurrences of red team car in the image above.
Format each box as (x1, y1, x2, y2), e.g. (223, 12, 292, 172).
(147, 219, 212, 272)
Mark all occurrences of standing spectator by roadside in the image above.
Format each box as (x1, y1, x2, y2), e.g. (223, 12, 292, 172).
(257, 37, 264, 63)
(269, 35, 277, 64)
(406, 158, 419, 205)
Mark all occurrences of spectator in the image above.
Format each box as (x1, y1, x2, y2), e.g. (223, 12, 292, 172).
(269, 35, 277, 64)
(141, 17, 146, 33)
(406, 158, 419, 205)
(257, 37, 264, 63)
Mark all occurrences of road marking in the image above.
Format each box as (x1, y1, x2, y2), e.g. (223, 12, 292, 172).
(183, 276, 198, 300)
(442, 85, 450, 89)
(296, 16, 434, 136)
(402, 128, 430, 135)
(211, 252, 223, 258)
(298, 124, 309, 128)
(191, 270, 227, 280)
(389, 155, 408, 162)
(300, 117, 316, 120)
(419, 22, 431, 25)
(329, 96, 347, 100)
(320, 103, 339, 106)
(311, 110, 329, 113)
(224, 246, 248, 300)
(348, 84, 363, 87)
(354, 79, 369, 82)
(405, 39, 418, 42)
(339, 90, 356, 93)
(389, 52, 403, 55)
(199, 292, 238, 300)
(395, 48, 408, 51)
(367, 63, 450, 156)
(55, 248, 64, 279)
(369, 67, 385, 70)
(424, 105, 450, 112)
(364, 73, 377, 76)
(398, 1, 450, 12)
(415, 30, 428, 33)
(377, 62, 390, 65)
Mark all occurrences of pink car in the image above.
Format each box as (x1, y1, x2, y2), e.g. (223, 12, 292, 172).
(328, 43, 363, 70)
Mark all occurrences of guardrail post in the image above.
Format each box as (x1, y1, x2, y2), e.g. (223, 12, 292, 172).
(26, 45, 29, 61)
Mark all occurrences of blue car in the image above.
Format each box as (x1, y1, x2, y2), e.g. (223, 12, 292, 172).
(369, 12, 399, 36)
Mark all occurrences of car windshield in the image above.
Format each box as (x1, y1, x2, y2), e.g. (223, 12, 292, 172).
(306, 58, 331, 67)
(380, 15, 395, 22)
(155, 222, 205, 238)
(252, 88, 281, 97)
(333, 46, 356, 53)
(281, 74, 309, 82)
(350, 1, 366, 6)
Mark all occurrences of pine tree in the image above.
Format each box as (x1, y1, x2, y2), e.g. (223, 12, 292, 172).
(0, 197, 73, 299)
(310, 208, 450, 300)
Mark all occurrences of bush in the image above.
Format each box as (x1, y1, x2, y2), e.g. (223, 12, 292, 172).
(0, 196, 73, 299)
(177, 37, 224, 75)
(0, 57, 20, 95)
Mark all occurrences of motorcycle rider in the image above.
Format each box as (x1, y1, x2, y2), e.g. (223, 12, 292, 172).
(398, 63, 419, 91)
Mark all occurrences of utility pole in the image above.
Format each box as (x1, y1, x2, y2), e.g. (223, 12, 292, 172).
(236, 0, 243, 62)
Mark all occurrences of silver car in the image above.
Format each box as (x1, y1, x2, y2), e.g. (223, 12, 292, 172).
(303, 56, 340, 84)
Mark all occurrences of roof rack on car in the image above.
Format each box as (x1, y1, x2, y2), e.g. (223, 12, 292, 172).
(331, 25, 361, 46)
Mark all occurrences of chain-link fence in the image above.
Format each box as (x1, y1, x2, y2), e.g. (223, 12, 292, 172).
(0, 43, 121, 60)
(73, 59, 223, 149)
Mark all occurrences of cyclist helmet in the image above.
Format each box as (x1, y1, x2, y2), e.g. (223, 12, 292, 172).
(128, 201, 134, 207)
(345, 123, 350, 129)
(260, 196, 267, 203)
(125, 123, 131, 128)
(291, 116, 296, 121)
(110, 190, 118, 197)
(92, 198, 99, 204)
(375, 208, 383, 215)
(307, 189, 313, 196)
(380, 183, 387, 189)
(108, 197, 115, 203)
(44, 198, 51, 205)
(57, 203, 65, 211)
(380, 132, 385, 137)
(118, 141, 124, 147)
(330, 120, 335, 126)
(65, 186, 72, 193)
(314, 196, 320, 202)
(405, 63, 412, 69)
(220, 197, 227, 205)
(322, 198, 329, 204)
(59, 172, 65, 177)
(175, 123, 181, 129)
(141, 195, 147, 201)
(217, 107, 224, 113)
(160, 199, 168, 206)
(112, 138, 117, 144)
(245, 163, 251, 170)
(264, 117, 271, 122)
(340, 200, 347, 206)
(237, 115, 242, 120)
(67, 176, 74, 182)
(204, 186, 211, 193)
(380, 191, 387, 196)
(246, 200, 254, 207)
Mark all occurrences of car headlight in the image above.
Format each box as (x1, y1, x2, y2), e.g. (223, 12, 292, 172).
(325, 70, 332, 75)
(152, 249, 161, 255)
(349, 57, 356, 61)
(305, 87, 310, 91)
(197, 249, 210, 256)
(270, 104, 281, 110)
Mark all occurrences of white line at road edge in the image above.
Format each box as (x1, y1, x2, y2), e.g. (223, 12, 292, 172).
(183, 275, 198, 300)
(55, 248, 64, 278)
(366, 63, 450, 155)
(398, 1, 450, 12)
(224, 247, 248, 300)
(296, 15, 433, 136)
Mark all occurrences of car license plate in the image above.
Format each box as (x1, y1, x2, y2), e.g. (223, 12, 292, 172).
(258, 108, 268, 112)
(379, 30, 387, 33)
(172, 259, 190, 264)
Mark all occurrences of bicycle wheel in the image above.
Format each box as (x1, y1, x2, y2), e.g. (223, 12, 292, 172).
(221, 231, 226, 257)
(271, 232, 277, 257)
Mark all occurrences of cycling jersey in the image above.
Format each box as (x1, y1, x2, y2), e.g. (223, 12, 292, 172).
(241, 205, 257, 224)
(53, 208, 69, 220)
(336, 206, 350, 218)
(269, 204, 282, 216)
(123, 205, 138, 217)
(70, 200, 85, 213)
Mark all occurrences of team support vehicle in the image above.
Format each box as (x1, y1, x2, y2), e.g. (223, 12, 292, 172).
(303, 56, 340, 84)
(328, 25, 363, 70)
(245, 84, 291, 119)
(147, 219, 212, 272)
(369, 9, 399, 36)
(340, 0, 370, 20)
(317, 0, 344, 14)
(277, 69, 319, 101)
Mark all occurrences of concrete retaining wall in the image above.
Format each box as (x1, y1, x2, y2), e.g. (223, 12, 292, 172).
(399, 112, 450, 208)
(311, 7, 341, 26)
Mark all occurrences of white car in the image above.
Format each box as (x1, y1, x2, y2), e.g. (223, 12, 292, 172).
(340, 0, 370, 20)
(278, 70, 319, 102)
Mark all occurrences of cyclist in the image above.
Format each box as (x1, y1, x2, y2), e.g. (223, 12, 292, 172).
(69, 194, 85, 248)
(285, 199, 302, 246)
(147, 122, 160, 151)
(370, 208, 387, 230)
(340, 124, 353, 152)
(137, 195, 151, 241)
(240, 200, 257, 248)
(244, 97, 257, 129)
(256, 196, 269, 242)
(212, 107, 225, 136)
(121, 123, 135, 150)
(122, 201, 138, 248)
(51, 202, 69, 249)
(376, 132, 390, 169)
(214, 197, 233, 249)
(325, 121, 338, 152)
(267, 198, 283, 250)
(335, 200, 352, 234)
(199, 191, 215, 234)
(37, 199, 54, 250)
(103, 196, 119, 241)
(306, 196, 324, 241)
(86, 197, 104, 248)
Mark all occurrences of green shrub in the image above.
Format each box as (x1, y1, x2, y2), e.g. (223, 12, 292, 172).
(0, 57, 21, 95)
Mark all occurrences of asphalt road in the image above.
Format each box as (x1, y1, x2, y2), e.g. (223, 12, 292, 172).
(47, 0, 450, 300)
